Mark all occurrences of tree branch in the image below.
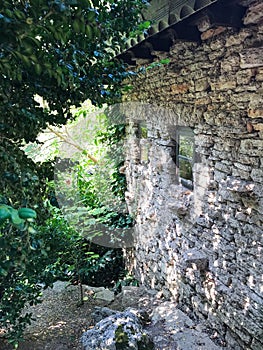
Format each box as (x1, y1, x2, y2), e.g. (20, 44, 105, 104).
(47, 126, 98, 163)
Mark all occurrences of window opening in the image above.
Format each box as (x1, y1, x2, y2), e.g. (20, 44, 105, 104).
(176, 127, 195, 190)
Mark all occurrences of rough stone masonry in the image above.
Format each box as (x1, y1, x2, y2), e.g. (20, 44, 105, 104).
(122, 1, 263, 349)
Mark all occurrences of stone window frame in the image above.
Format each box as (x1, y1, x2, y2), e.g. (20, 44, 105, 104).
(175, 126, 195, 190)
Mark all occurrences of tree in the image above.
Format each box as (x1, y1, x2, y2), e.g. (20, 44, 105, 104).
(0, 0, 148, 207)
(0, 0, 147, 143)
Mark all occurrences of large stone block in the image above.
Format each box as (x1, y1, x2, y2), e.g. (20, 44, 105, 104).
(81, 308, 154, 350)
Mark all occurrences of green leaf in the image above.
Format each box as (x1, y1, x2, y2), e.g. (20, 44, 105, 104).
(0, 205, 11, 220)
(18, 208, 37, 219)
(9, 208, 20, 223)
(159, 58, 171, 65)
(86, 10, 96, 22)
(85, 24, 93, 39)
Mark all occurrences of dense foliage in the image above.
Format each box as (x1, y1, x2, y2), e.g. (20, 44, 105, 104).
(0, 206, 42, 346)
(0, 0, 147, 142)
(0, 1, 147, 346)
(34, 204, 125, 289)
(0, 0, 148, 211)
(76, 121, 133, 227)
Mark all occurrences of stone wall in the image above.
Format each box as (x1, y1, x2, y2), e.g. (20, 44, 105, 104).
(122, 1, 263, 349)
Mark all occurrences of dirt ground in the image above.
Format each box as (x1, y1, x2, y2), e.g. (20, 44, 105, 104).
(0, 282, 113, 350)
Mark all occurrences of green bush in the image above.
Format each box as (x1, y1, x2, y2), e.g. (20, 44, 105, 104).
(0, 205, 43, 348)
(35, 204, 125, 288)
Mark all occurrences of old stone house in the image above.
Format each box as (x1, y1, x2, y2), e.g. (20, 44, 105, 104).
(117, 0, 263, 349)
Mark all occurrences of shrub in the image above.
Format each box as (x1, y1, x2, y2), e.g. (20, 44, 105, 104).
(0, 205, 43, 348)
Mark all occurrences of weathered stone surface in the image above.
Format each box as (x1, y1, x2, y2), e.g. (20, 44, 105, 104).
(82, 294, 226, 350)
(84, 286, 115, 303)
(210, 80, 237, 91)
(248, 108, 263, 118)
(95, 289, 115, 303)
(149, 301, 222, 350)
(182, 249, 209, 271)
(81, 308, 154, 350)
(243, 1, 263, 25)
(201, 27, 226, 41)
(92, 306, 118, 323)
(255, 67, 263, 82)
(239, 139, 263, 156)
(195, 78, 210, 92)
(252, 122, 263, 132)
(240, 47, 263, 69)
(122, 3, 263, 349)
(171, 83, 189, 94)
(226, 177, 255, 193)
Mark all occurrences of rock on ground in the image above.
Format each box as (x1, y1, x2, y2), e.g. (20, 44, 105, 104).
(81, 308, 154, 350)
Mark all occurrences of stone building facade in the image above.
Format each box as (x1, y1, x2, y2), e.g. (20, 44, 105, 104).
(120, 1, 263, 349)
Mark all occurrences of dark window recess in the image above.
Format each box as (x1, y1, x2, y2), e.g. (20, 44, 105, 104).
(176, 128, 195, 190)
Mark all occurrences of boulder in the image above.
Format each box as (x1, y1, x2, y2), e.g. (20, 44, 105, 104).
(81, 308, 154, 350)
